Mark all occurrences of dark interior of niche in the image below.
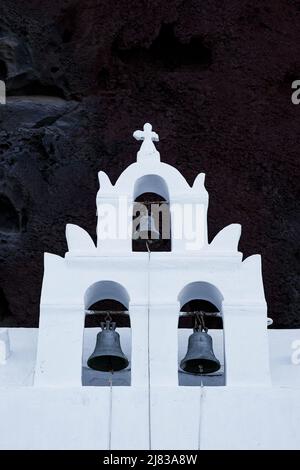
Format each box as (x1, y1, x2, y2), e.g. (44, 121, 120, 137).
(179, 299, 223, 329)
(115, 24, 212, 70)
(132, 191, 171, 252)
(84, 299, 223, 329)
(85, 299, 130, 328)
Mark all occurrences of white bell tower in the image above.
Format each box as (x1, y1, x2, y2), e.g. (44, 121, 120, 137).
(33, 122, 271, 448)
(95, 122, 209, 254)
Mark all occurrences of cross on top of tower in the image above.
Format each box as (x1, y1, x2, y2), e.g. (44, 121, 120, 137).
(133, 122, 159, 142)
(133, 123, 159, 161)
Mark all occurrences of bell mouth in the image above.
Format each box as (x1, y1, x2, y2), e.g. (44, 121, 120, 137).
(133, 230, 160, 240)
(180, 358, 221, 375)
(87, 355, 129, 372)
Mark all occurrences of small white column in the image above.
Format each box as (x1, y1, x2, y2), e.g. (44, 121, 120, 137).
(223, 303, 271, 386)
(0, 328, 11, 364)
(130, 305, 149, 387)
(149, 303, 179, 386)
(35, 305, 85, 386)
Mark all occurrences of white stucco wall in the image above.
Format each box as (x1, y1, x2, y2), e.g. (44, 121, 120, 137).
(0, 328, 299, 450)
(1, 124, 296, 450)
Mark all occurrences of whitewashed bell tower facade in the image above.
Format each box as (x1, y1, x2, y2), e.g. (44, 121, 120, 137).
(27, 122, 273, 448)
(35, 122, 270, 390)
(2, 123, 300, 450)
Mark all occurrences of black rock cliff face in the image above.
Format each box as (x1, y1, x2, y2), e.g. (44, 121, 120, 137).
(0, 1, 299, 327)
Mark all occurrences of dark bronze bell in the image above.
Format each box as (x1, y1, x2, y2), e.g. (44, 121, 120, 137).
(87, 321, 129, 372)
(180, 329, 221, 374)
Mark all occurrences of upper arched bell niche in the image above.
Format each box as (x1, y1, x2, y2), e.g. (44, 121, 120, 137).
(95, 123, 209, 253)
(133, 174, 169, 201)
(84, 280, 130, 311)
(112, 162, 204, 200)
(178, 281, 224, 329)
(178, 281, 224, 314)
(132, 175, 171, 251)
(84, 280, 130, 328)
(97, 160, 206, 201)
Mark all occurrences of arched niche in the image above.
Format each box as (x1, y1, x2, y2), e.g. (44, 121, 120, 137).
(84, 280, 130, 310)
(178, 281, 223, 312)
(82, 281, 131, 386)
(177, 282, 225, 386)
(132, 175, 171, 251)
(133, 174, 169, 201)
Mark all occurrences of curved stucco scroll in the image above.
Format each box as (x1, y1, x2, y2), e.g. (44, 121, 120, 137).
(209, 223, 241, 252)
(66, 224, 95, 252)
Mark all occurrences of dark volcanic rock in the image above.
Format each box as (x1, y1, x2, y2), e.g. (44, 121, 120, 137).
(0, 0, 299, 327)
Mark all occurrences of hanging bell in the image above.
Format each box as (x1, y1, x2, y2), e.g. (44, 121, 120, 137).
(87, 321, 129, 372)
(180, 329, 221, 374)
(133, 214, 160, 240)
